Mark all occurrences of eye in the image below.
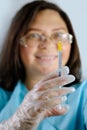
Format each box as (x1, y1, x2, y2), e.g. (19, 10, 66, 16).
(52, 32, 62, 39)
(26, 33, 41, 40)
(52, 32, 59, 38)
(51, 32, 62, 41)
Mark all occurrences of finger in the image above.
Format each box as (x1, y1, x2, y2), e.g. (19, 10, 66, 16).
(61, 66, 69, 76)
(35, 87, 75, 100)
(38, 66, 69, 84)
(35, 96, 67, 111)
(44, 104, 70, 117)
(38, 75, 75, 91)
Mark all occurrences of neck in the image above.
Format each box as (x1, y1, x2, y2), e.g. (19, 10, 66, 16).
(25, 73, 43, 90)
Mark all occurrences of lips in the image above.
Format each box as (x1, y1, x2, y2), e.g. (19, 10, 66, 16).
(36, 56, 57, 60)
(35, 54, 57, 63)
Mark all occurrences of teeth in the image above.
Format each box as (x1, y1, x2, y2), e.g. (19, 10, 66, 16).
(38, 56, 55, 60)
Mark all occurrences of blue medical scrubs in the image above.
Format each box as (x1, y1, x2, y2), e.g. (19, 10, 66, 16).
(0, 80, 87, 130)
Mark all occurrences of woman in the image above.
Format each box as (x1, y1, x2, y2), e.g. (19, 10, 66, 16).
(0, 0, 87, 130)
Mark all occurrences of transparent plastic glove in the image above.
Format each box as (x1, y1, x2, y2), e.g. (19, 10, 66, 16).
(0, 66, 75, 130)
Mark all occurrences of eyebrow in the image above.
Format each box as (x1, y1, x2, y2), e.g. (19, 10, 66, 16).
(26, 27, 67, 33)
(52, 28, 67, 31)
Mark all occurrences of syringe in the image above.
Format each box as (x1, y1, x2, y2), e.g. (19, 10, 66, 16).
(57, 41, 62, 77)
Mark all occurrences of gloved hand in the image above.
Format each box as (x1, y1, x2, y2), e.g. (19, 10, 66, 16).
(0, 66, 75, 130)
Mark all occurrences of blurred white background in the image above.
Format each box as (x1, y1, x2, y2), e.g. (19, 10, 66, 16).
(0, 0, 87, 79)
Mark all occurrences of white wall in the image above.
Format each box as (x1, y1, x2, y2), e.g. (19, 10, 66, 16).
(0, 0, 87, 79)
(59, 0, 87, 79)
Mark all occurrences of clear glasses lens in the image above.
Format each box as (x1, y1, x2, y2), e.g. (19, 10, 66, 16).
(52, 32, 73, 44)
(26, 33, 41, 41)
(20, 32, 73, 47)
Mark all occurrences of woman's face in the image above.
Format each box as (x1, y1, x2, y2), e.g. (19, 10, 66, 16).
(20, 9, 71, 76)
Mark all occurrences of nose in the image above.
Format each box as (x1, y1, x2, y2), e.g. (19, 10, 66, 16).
(39, 38, 56, 49)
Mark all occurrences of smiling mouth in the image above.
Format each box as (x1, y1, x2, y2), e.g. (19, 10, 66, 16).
(35, 55, 57, 63)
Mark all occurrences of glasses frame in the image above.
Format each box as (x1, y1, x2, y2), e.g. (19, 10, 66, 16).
(20, 32, 73, 47)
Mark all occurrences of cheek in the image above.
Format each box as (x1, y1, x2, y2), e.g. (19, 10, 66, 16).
(20, 46, 36, 66)
(62, 45, 71, 65)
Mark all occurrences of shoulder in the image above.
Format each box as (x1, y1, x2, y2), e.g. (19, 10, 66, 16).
(0, 81, 23, 112)
(69, 80, 87, 107)
(0, 87, 12, 111)
(74, 80, 87, 95)
(0, 81, 28, 111)
(0, 81, 28, 121)
(67, 80, 87, 108)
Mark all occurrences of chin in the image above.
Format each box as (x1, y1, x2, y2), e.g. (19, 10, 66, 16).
(39, 67, 57, 75)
